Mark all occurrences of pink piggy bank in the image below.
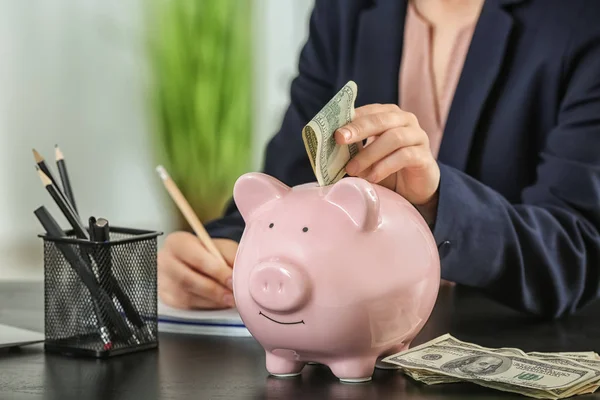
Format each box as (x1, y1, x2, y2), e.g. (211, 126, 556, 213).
(232, 172, 440, 383)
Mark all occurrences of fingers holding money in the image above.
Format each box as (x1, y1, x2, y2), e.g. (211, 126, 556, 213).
(335, 104, 421, 144)
(334, 103, 439, 207)
(342, 127, 426, 177)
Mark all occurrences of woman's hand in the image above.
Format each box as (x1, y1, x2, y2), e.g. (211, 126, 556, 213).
(335, 104, 440, 225)
(158, 232, 239, 310)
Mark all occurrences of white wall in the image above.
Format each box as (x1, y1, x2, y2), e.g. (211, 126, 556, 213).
(0, 0, 313, 280)
(252, 0, 314, 168)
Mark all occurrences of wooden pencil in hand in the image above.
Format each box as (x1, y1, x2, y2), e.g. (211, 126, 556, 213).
(155, 165, 227, 265)
(55, 145, 78, 215)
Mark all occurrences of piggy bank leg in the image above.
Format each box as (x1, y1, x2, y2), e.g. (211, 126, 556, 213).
(329, 356, 377, 383)
(375, 342, 410, 370)
(266, 351, 305, 378)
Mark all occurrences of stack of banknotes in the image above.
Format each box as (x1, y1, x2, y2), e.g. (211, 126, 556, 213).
(382, 334, 600, 399)
(302, 80, 359, 186)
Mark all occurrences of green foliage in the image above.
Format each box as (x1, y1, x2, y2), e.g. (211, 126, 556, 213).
(147, 0, 253, 224)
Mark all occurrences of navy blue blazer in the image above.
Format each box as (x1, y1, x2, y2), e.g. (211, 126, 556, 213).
(205, 0, 600, 318)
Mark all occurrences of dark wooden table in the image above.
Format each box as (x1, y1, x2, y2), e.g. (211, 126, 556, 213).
(1, 281, 600, 399)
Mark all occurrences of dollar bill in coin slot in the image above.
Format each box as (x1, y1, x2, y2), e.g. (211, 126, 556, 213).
(302, 80, 360, 187)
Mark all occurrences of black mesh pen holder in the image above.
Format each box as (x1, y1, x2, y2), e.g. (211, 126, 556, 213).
(41, 226, 163, 358)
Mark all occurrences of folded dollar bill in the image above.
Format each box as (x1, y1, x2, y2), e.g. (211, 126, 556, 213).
(302, 80, 359, 187)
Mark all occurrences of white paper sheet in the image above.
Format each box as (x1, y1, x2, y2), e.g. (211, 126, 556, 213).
(0, 324, 44, 349)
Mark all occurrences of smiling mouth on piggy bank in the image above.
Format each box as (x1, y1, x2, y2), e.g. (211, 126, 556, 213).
(259, 311, 305, 325)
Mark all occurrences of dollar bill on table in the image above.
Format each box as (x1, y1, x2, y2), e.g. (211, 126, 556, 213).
(302, 80, 360, 187)
(527, 351, 600, 361)
(382, 333, 600, 399)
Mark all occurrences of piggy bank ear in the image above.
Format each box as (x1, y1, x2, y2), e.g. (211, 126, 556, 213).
(233, 172, 290, 221)
(324, 177, 381, 231)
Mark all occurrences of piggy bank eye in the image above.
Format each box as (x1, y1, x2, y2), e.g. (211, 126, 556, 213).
(269, 223, 274, 228)
(302, 227, 308, 232)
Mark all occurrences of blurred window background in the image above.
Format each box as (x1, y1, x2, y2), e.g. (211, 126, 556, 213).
(0, 0, 314, 280)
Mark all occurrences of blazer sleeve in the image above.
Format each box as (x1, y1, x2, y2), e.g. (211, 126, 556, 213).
(435, 11, 600, 319)
(203, 0, 338, 242)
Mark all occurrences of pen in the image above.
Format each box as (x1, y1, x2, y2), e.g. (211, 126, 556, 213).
(92, 217, 152, 340)
(92, 217, 111, 289)
(93, 218, 110, 243)
(89, 216, 97, 241)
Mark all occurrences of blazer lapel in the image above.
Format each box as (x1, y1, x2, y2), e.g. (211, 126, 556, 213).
(350, 0, 518, 172)
(437, 1, 515, 171)
(351, 0, 407, 107)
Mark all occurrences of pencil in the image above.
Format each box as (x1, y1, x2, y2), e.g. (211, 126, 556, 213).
(37, 167, 89, 240)
(33, 148, 76, 214)
(155, 165, 227, 265)
(55, 145, 78, 215)
(33, 148, 62, 189)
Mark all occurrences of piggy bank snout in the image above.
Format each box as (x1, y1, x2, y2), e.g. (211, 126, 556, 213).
(249, 262, 311, 313)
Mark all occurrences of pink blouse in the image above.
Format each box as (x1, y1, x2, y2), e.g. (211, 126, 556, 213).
(399, 2, 477, 158)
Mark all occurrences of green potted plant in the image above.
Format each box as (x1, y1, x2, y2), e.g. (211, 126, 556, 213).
(146, 0, 253, 228)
